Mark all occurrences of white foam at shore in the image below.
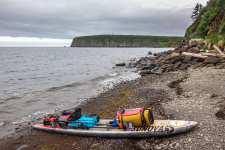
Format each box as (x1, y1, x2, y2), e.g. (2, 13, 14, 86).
(95, 72, 140, 93)
(11, 100, 83, 125)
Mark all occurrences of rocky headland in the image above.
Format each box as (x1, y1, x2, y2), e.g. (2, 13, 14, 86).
(70, 35, 182, 47)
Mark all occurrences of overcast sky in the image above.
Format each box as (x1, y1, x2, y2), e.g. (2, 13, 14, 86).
(0, 0, 208, 46)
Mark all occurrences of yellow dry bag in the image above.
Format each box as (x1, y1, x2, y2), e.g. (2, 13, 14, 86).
(116, 108, 154, 128)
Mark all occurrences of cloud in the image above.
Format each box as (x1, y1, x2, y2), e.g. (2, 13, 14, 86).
(0, 36, 71, 47)
(0, 0, 208, 39)
(0, 36, 71, 42)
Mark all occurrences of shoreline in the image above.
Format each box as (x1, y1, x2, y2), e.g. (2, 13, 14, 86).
(0, 70, 183, 149)
(1, 68, 224, 149)
(1, 48, 225, 149)
(0, 47, 164, 140)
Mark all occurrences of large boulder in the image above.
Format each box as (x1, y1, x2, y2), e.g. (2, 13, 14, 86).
(148, 51, 153, 55)
(174, 61, 183, 68)
(161, 64, 171, 70)
(204, 57, 218, 64)
(179, 64, 189, 70)
(189, 39, 207, 47)
(183, 56, 192, 64)
(219, 63, 225, 69)
(188, 47, 200, 53)
(161, 64, 174, 72)
(151, 67, 163, 75)
(140, 60, 147, 65)
(205, 64, 215, 67)
(197, 62, 205, 67)
(164, 55, 179, 61)
(139, 70, 153, 76)
(182, 46, 189, 52)
(141, 66, 150, 70)
(170, 56, 183, 64)
(116, 63, 126, 66)
(220, 59, 225, 63)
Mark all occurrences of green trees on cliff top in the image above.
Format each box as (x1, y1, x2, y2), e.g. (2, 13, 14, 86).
(186, 0, 225, 46)
(71, 35, 183, 47)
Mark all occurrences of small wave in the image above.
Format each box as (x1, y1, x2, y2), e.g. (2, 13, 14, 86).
(0, 93, 25, 101)
(11, 115, 31, 124)
(32, 111, 43, 116)
(5, 70, 19, 73)
(0, 110, 9, 114)
(11, 101, 82, 125)
(95, 72, 140, 93)
(47, 82, 83, 92)
(29, 76, 47, 80)
(100, 73, 139, 85)
(47, 102, 57, 105)
(90, 72, 119, 82)
(90, 76, 105, 82)
(24, 99, 37, 105)
(11, 111, 51, 125)
(108, 72, 118, 77)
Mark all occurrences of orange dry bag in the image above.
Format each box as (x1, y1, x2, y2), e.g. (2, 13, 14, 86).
(116, 108, 154, 128)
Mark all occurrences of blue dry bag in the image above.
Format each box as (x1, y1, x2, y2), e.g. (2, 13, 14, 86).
(69, 115, 97, 129)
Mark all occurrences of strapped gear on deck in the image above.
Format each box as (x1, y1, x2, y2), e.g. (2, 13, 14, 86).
(116, 108, 154, 128)
(42, 108, 99, 129)
(67, 108, 82, 121)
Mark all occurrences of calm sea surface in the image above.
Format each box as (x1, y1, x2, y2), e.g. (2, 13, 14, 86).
(0, 47, 171, 137)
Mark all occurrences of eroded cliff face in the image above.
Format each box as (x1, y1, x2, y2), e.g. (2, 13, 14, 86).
(72, 39, 151, 47)
(70, 35, 182, 47)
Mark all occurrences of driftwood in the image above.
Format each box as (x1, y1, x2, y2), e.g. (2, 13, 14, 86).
(213, 45, 224, 55)
(200, 52, 225, 58)
(182, 52, 208, 59)
(206, 50, 218, 53)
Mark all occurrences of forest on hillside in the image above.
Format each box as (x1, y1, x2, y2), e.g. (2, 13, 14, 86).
(71, 35, 183, 47)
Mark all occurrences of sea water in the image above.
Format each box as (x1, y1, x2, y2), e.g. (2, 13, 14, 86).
(0, 47, 170, 138)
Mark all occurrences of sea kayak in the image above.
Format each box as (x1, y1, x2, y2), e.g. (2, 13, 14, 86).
(33, 119, 198, 138)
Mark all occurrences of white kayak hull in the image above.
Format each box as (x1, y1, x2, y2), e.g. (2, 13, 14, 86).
(33, 119, 198, 138)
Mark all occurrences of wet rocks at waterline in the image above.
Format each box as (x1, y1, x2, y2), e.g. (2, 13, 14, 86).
(116, 39, 225, 76)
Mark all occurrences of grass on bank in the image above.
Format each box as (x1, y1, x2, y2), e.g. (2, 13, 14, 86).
(185, 0, 225, 46)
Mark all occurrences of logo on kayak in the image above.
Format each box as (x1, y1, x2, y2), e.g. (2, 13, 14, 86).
(170, 121, 186, 126)
(128, 126, 174, 133)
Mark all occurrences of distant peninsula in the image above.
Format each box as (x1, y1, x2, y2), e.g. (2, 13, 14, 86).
(70, 35, 183, 47)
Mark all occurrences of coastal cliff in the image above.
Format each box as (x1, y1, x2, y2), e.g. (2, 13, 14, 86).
(70, 35, 183, 47)
(185, 0, 225, 48)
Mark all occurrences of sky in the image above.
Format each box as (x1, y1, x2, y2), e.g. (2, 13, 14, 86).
(0, 0, 208, 47)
